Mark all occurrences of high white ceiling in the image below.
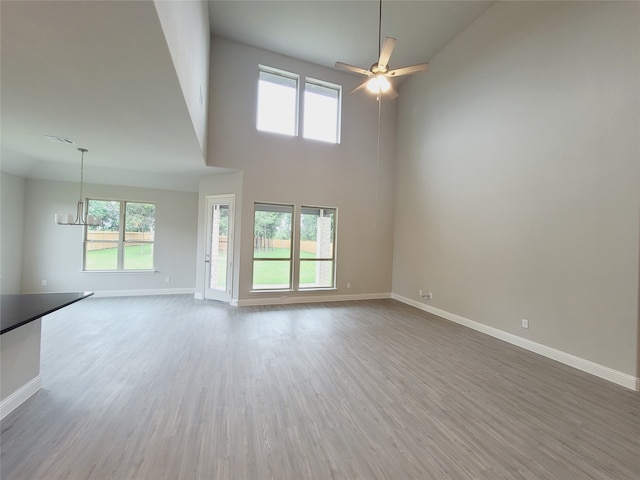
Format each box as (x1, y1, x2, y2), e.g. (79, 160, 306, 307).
(1, 0, 493, 191)
(209, 1, 493, 74)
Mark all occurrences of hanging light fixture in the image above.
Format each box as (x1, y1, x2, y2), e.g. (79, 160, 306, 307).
(366, 74, 392, 94)
(54, 148, 102, 226)
(334, 0, 428, 99)
(367, 0, 391, 96)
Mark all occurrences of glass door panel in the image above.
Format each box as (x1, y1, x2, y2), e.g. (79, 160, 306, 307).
(205, 196, 234, 302)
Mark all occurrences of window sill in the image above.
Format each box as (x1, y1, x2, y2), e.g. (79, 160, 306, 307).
(250, 288, 294, 295)
(298, 287, 338, 292)
(81, 270, 157, 274)
(250, 287, 337, 294)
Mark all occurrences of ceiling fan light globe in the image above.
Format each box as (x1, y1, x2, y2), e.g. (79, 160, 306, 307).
(366, 75, 391, 94)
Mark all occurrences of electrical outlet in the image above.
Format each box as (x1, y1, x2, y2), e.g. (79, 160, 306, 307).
(521, 319, 529, 329)
(165, 276, 170, 283)
(346, 282, 351, 289)
(419, 289, 423, 296)
(426, 292, 433, 300)
(41, 280, 47, 287)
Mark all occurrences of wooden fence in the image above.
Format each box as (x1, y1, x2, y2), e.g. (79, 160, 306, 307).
(257, 238, 331, 254)
(86, 231, 154, 251)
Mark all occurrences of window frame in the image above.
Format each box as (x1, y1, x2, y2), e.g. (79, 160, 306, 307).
(251, 202, 295, 291)
(251, 202, 338, 293)
(83, 198, 156, 272)
(256, 65, 343, 143)
(256, 65, 300, 137)
(298, 205, 337, 290)
(303, 78, 342, 144)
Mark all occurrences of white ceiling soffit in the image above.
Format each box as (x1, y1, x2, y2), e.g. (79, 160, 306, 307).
(208, 0, 495, 73)
(1, 0, 217, 191)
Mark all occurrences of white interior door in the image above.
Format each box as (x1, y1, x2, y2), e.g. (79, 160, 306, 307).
(204, 195, 234, 302)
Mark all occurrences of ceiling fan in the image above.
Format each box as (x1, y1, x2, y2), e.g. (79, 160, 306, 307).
(335, 0, 429, 98)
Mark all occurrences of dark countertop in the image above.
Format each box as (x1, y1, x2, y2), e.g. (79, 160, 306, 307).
(1, 292, 94, 335)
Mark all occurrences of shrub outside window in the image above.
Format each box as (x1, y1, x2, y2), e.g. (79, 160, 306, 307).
(252, 203, 294, 290)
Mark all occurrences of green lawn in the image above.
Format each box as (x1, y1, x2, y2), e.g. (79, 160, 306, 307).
(252, 247, 332, 288)
(211, 256, 227, 289)
(85, 245, 154, 270)
(87, 246, 332, 288)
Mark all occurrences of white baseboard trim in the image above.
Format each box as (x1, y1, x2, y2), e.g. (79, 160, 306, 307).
(236, 292, 391, 307)
(93, 288, 195, 297)
(392, 294, 639, 392)
(0, 375, 42, 420)
(193, 293, 204, 300)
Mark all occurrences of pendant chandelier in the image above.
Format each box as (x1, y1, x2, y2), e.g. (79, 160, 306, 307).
(54, 148, 102, 226)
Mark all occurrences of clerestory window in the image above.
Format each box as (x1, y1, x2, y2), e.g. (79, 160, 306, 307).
(256, 66, 341, 144)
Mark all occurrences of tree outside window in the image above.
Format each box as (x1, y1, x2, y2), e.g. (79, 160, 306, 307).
(84, 199, 155, 271)
(252, 203, 336, 291)
(252, 203, 293, 290)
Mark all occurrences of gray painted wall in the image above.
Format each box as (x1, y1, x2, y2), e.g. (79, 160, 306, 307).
(20, 179, 198, 294)
(204, 38, 397, 301)
(1, 172, 26, 294)
(393, 2, 640, 376)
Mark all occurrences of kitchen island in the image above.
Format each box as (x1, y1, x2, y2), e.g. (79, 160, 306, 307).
(1, 292, 93, 419)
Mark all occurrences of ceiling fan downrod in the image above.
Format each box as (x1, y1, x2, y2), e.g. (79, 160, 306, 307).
(378, 0, 382, 60)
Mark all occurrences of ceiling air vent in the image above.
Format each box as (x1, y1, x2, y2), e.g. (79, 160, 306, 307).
(44, 135, 74, 144)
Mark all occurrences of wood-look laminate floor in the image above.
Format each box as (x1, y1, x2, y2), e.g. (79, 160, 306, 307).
(1, 296, 638, 480)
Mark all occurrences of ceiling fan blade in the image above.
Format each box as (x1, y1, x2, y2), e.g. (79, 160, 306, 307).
(378, 37, 397, 70)
(350, 79, 370, 94)
(387, 63, 429, 77)
(335, 62, 372, 77)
